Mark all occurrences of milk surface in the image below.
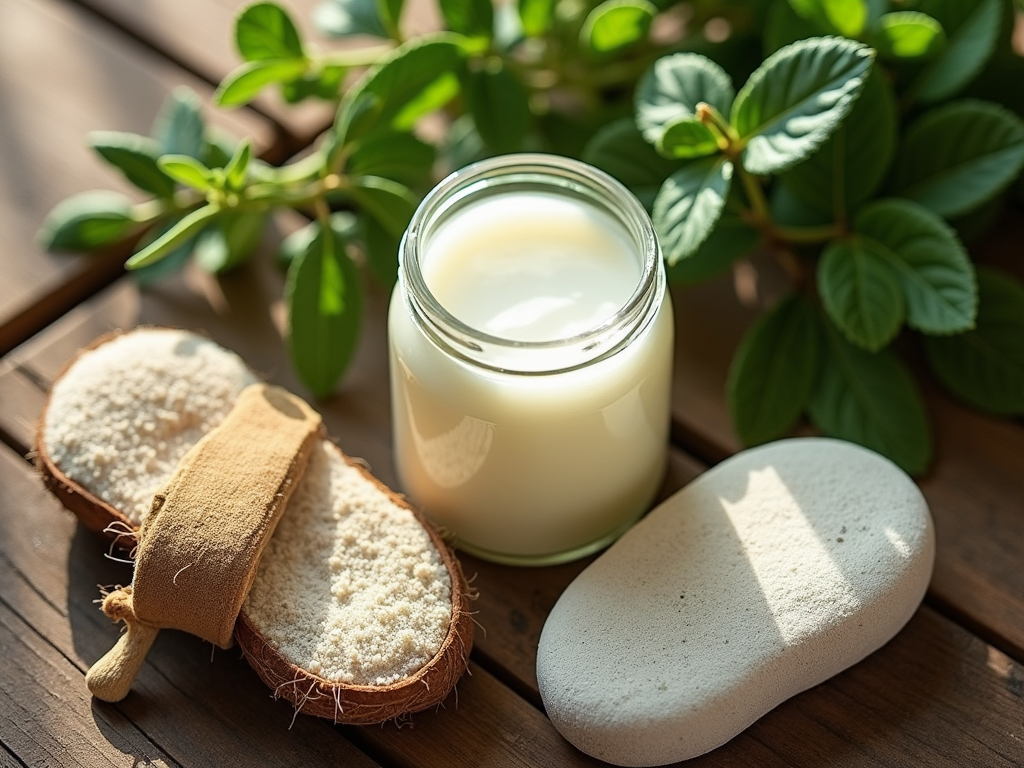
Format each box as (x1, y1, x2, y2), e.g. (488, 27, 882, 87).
(389, 190, 673, 562)
(423, 192, 641, 342)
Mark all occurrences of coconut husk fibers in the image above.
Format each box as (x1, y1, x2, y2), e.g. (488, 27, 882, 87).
(35, 327, 475, 726)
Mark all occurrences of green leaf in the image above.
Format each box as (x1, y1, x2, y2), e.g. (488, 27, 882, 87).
(131, 215, 197, 286)
(908, 0, 1002, 104)
(203, 129, 239, 169)
(580, 0, 655, 54)
(376, 0, 404, 33)
(224, 138, 252, 190)
(126, 205, 220, 269)
(818, 235, 905, 351)
(314, 0, 388, 38)
(337, 36, 464, 142)
(732, 37, 874, 175)
(875, 12, 946, 61)
(194, 210, 267, 273)
(465, 62, 531, 154)
(282, 65, 347, 103)
(727, 293, 821, 445)
(235, 2, 305, 61)
(851, 199, 976, 336)
(286, 222, 363, 398)
(440, 0, 493, 38)
(889, 99, 1024, 218)
(652, 156, 733, 265)
(158, 154, 213, 191)
(347, 130, 435, 185)
(635, 53, 734, 146)
(779, 64, 896, 218)
(924, 268, 1024, 414)
(765, 0, 826, 56)
(276, 213, 358, 270)
(37, 191, 138, 251)
(667, 214, 759, 283)
(582, 118, 681, 211)
(347, 175, 416, 237)
(657, 118, 720, 159)
(788, 0, 868, 37)
(216, 59, 309, 107)
(518, 0, 554, 36)
(88, 131, 176, 198)
(809, 321, 932, 475)
(152, 87, 205, 159)
(361, 212, 400, 287)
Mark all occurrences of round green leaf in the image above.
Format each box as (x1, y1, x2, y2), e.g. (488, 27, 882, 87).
(286, 222, 363, 398)
(665, 214, 759, 283)
(338, 36, 465, 142)
(657, 118, 720, 160)
(908, 0, 1001, 104)
(314, 0, 388, 38)
(440, 0, 494, 38)
(809, 322, 932, 476)
(788, 0, 868, 37)
(582, 118, 682, 211)
(152, 87, 205, 159)
(194, 210, 267, 274)
(465, 62, 531, 154)
(852, 199, 976, 335)
(88, 131, 176, 199)
(819, 235, 904, 352)
(37, 191, 138, 252)
(727, 293, 822, 446)
(580, 0, 655, 55)
(924, 268, 1024, 415)
(889, 100, 1024, 218)
(875, 12, 945, 60)
(731, 37, 874, 175)
(235, 2, 305, 61)
(778, 64, 896, 217)
(215, 59, 309, 108)
(652, 156, 733, 265)
(635, 53, 735, 146)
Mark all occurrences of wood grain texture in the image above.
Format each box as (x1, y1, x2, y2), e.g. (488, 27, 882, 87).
(0, 0, 274, 356)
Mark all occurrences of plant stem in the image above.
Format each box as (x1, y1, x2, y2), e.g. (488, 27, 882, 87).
(774, 223, 842, 243)
(738, 166, 770, 224)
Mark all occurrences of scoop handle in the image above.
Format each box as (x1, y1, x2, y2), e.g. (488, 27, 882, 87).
(86, 620, 160, 702)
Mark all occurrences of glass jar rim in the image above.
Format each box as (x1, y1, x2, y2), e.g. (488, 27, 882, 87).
(398, 153, 664, 374)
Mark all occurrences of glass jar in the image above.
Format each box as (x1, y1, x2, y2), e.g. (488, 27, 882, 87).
(388, 154, 673, 566)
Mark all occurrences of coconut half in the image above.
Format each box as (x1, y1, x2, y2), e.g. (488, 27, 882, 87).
(36, 327, 474, 724)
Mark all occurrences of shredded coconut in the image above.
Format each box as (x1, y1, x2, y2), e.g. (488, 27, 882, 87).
(244, 441, 453, 686)
(44, 330, 256, 525)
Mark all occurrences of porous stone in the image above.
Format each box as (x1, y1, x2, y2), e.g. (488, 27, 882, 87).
(537, 438, 934, 766)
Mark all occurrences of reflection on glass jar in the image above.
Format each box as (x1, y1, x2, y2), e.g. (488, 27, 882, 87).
(388, 154, 674, 566)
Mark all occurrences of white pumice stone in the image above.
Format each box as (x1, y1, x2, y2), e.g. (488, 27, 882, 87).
(537, 438, 935, 767)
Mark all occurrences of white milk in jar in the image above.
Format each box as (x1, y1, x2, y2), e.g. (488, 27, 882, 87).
(389, 155, 673, 565)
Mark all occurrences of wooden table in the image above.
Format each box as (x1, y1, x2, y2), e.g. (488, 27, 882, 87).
(1, 0, 1022, 765)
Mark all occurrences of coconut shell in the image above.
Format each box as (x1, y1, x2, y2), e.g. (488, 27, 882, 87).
(35, 328, 474, 725)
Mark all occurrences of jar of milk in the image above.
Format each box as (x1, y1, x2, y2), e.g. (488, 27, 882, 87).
(389, 154, 673, 565)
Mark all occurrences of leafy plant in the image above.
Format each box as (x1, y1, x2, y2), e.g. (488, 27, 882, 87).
(584, 0, 1024, 474)
(37, 0, 1024, 473)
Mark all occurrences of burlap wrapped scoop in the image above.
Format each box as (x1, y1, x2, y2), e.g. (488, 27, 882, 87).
(36, 328, 474, 724)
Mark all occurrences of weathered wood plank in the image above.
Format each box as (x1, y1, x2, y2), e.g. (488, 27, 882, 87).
(0, 0, 275, 356)
(0, 443, 381, 768)
(0, 583, 179, 768)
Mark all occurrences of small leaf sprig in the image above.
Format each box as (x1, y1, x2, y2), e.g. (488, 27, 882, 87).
(585, 0, 1024, 474)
